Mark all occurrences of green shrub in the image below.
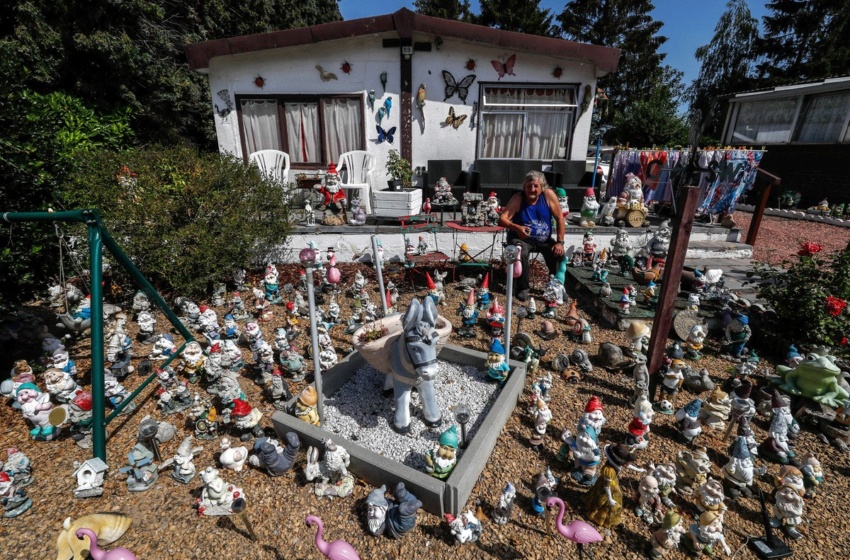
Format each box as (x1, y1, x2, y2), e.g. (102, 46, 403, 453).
(66, 145, 295, 297)
(752, 241, 850, 352)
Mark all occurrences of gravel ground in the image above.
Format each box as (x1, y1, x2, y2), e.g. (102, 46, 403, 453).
(735, 211, 850, 264)
(321, 361, 499, 470)
(2, 260, 850, 560)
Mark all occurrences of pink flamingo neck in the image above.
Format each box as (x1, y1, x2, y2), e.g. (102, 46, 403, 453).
(307, 515, 328, 556)
(75, 528, 102, 559)
(552, 497, 567, 534)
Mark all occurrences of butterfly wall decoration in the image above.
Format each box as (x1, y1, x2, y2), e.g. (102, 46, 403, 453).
(442, 71, 475, 104)
(445, 107, 468, 130)
(491, 54, 516, 80)
(376, 125, 396, 144)
(214, 90, 233, 119)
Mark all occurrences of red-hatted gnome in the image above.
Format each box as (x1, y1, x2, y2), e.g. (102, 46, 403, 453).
(314, 163, 347, 225)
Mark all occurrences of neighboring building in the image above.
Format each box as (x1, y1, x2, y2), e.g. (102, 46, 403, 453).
(721, 76, 850, 207)
(185, 8, 619, 204)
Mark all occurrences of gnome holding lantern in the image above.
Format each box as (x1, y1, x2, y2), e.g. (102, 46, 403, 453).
(314, 164, 347, 225)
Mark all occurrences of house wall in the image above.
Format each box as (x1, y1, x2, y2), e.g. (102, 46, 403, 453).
(205, 34, 597, 186)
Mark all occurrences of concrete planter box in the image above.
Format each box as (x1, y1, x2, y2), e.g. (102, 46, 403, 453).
(271, 344, 526, 516)
(373, 188, 422, 219)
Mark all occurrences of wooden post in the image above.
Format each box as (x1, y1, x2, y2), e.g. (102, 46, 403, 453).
(646, 185, 701, 402)
(745, 168, 781, 247)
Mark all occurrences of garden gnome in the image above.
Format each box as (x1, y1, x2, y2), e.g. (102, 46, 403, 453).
(476, 274, 491, 310)
(635, 474, 664, 525)
(305, 199, 316, 226)
(675, 399, 703, 444)
(685, 324, 706, 360)
(294, 386, 320, 427)
(387, 493, 422, 539)
(228, 399, 264, 441)
(800, 453, 823, 498)
(165, 436, 199, 484)
(675, 447, 711, 497)
(366, 485, 389, 536)
(348, 196, 365, 225)
(137, 310, 156, 343)
(16, 383, 55, 440)
(305, 439, 354, 498)
(722, 436, 756, 499)
(493, 482, 516, 525)
(631, 354, 649, 406)
(44, 367, 80, 404)
(650, 511, 687, 558)
(456, 290, 478, 338)
(315, 163, 347, 225)
(249, 434, 300, 477)
(488, 298, 506, 339)
(487, 339, 510, 383)
(758, 413, 794, 464)
(627, 395, 654, 451)
(651, 462, 678, 508)
(582, 443, 642, 528)
(696, 479, 727, 517)
(620, 289, 630, 314)
(563, 426, 602, 486)
(700, 388, 731, 431)
(659, 357, 684, 397)
(578, 187, 599, 226)
(446, 511, 482, 545)
(684, 511, 732, 556)
(3, 448, 33, 487)
(773, 465, 805, 497)
(424, 426, 458, 479)
(52, 349, 77, 378)
(771, 485, 806, 540)
(723, 313, 751, 360)
(0, 472, 32, 518)
(529, 410, 547, 452)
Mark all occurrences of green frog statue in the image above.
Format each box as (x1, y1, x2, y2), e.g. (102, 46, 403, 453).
(771, 347, 849, 408)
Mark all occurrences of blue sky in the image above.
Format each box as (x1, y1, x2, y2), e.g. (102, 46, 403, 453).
(338, 0, 770, 90)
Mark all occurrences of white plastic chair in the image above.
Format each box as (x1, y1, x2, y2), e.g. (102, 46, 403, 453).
(337, 151, 376, 214)
(249, 150, 291, 198)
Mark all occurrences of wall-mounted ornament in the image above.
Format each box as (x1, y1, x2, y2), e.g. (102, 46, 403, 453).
(254, 75, 266, 88)
(376, 107, 387, 124)
(315, 65, 338, 82)
(384, 98, 392, 118)
(471, 101, 479, 128)
(340, 61, 352, 74)
(442, 71, 475, 104)
(214, 90, 233, 119)
(465, 59, 476, 71)
(416, 84, 427, 130)
(552, 66, 563, 79)
(380, 72, 388, 93)
(580, 84, 594, 116)
(435, 37, 444, 50)
(376, 125, 396, 144)
(367, 90, 376, 111)
(491, 54, 516, 80)
(445, 107, 468, 129)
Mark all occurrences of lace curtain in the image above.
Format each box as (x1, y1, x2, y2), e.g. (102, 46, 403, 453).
(322, 98, 362, 164)
(284, 102, 320, 163)
(795, 92, 850, 143)
(481, 114, 524, 158)
(240, 99, 281, 154)
(731, 98, 798, 144)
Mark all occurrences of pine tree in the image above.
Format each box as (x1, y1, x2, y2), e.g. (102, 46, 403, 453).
(474, 0, 555, 37)
(414, 0, 472, 21)
(756, 0, 850, 84)
(687, 0, 759, 137)
(557, 0, 669, 136)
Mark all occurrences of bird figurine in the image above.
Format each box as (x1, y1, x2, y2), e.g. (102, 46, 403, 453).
(315, 65, 338, 82)
(512, 246, 523, 278)
(380, 71, 388, 93)
(416, 83, 426, 129)
(422, 198, 432, 214)
(326, 255, 341, 285)
(74, 528, 138, 560)
(384, 97, 392, 119)
(376, 107, 387, 124)
(545, 497, 602, 560)
(367, 90, 376, 111)
(306, 514, 360, 559)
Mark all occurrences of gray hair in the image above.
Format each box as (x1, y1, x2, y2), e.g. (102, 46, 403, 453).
(523, 170, 548, 189)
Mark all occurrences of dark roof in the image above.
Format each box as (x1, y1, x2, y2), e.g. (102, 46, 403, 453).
(185, 8, 620, 75)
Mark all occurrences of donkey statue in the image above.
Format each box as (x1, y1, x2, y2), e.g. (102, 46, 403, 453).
(388, 297, 442, 433)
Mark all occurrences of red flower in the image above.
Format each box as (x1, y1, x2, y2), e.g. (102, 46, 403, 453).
(841, 337, 848, 346)
(826, 296, 847, 316)
(798, 241, 823, 256)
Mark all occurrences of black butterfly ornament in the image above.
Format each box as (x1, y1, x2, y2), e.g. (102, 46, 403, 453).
(442, 71, 476, 104)
(214, 89, 233, 119)
(376, 125, 396, 144)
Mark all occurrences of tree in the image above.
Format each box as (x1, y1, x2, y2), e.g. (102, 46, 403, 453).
(474, 0, 555, 36)
(756, 0, 850, 85)
(558, 0, 669, 137)
(687, 0, 759, 138)
(414, 0, 472, 21)
(612, 67, 689, 147)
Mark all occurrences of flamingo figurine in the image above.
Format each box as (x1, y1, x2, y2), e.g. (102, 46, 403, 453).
(75, 528, 137, 560)
(305, 514, 360, 560)
(545, 497, 602, 560)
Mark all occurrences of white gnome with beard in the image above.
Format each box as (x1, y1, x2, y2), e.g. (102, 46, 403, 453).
(650, 511, 687, 558)
(651, 462, 678, 508)
(696, 479, 727, 518)
(578, 187, 599, 226)
(686, 511, 732, 556)
(773, 465, 805, 497)
(365, 485, 389, 536)
(723, 436, 757, 499)
(636, 475, 665, 525)
(771, 485, 805, 540)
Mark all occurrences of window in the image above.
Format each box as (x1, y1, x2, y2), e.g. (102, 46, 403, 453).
(238, 95, 364, 167)
(729, 98, 799, 144)
(794, 92, 850, 143)
(478, 85, 577, 160)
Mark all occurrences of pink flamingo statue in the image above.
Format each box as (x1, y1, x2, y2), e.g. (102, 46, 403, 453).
(546, 497, 602, 560)
(305, 515, 360, 560)
(513, 246, 523, 278)
(75, 528, 137, 560)
(326, 255, 341, 285)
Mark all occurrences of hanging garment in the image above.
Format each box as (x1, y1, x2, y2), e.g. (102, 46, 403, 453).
(698, 150, 764, 216)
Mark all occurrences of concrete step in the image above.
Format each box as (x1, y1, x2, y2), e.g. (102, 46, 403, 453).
(684, 258, 760, 298)
(690, 224, 743, 243)
(685, 241, 753, 260)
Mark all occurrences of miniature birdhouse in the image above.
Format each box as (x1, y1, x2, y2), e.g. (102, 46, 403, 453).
(73, 457, 108, 498)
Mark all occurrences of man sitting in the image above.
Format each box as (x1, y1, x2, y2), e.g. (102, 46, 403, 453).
(498, 171, 566, 301)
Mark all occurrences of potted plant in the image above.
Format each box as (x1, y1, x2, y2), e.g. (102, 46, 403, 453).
(386, 149, 413, 191)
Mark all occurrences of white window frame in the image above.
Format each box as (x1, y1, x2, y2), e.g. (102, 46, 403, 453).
(476, 83, 578, 161)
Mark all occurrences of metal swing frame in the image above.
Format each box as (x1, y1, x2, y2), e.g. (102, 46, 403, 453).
(2, 209, 195, 462)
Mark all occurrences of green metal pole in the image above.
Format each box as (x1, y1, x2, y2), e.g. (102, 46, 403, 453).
(84, 210, 107, 461)
(2, 210, 88, 224)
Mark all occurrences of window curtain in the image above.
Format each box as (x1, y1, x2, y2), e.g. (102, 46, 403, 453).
(240, 99, 281, 154)
(322, 98, 362, 164)
(284, 102, 320, 163)
(525, 111, 570, 159)
(481, 113, 524, 158)
(731, 98, 797, 144)
(795, 92, 850, 143)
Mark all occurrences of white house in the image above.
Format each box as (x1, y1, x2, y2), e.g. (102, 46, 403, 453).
(73, 457, 108, 498)
(186, 8, 620, 206)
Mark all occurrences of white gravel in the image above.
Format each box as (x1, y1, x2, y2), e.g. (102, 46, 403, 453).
(320, 360, 501, 470)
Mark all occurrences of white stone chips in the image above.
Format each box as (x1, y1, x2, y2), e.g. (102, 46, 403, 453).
(320, 360, 501, 470)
